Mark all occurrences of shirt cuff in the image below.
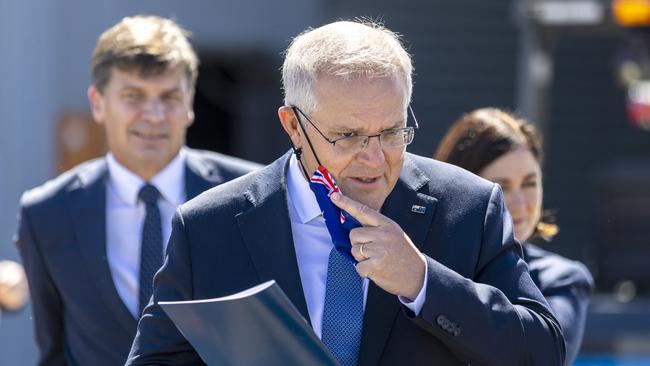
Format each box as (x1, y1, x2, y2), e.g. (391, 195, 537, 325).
(398, 259, 428, 315)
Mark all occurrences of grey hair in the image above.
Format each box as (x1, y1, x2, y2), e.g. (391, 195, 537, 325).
(281, 20, 413, 115)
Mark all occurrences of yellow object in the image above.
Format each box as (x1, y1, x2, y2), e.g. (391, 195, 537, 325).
(613, 0, 650, 26)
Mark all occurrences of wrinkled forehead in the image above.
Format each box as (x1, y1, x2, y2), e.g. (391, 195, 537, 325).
(314, 74, 408, 106)
(311, 75, 409, 131)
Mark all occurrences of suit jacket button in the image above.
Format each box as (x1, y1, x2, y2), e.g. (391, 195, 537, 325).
(436, 315, 446, 326)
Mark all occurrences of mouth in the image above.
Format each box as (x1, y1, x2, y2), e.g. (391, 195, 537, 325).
(350, 176, 381, 186)
(131, 130, 167, 141)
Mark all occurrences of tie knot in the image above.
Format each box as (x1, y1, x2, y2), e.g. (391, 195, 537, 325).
(138, 184, 160, 205)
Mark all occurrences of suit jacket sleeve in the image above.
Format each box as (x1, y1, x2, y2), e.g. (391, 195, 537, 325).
(411, 184, 566, 365)
(126, 209, 204, 366)
(15, 204, 66, 366)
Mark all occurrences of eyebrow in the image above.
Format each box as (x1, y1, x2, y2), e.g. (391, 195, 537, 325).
(490, 177, 509, 185)
(119, 84, 184, 94)
(329, 119, 405, 134)
(119, 85, 142, 92)
(491, 172, 539, 184)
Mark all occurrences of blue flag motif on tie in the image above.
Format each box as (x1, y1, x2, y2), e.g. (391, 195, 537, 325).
(309, 166, 362, 263)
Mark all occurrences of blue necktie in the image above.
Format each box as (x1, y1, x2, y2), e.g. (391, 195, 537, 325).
(321, 247, 364, 366)
(138, 184, 162, 316)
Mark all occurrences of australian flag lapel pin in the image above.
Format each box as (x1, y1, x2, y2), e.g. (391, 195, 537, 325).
(411, 205, 426, 214)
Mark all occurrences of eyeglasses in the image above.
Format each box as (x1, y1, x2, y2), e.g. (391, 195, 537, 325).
(291, 106, 418, 155)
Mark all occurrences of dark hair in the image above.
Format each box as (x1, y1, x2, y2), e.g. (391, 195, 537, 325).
(434, 107, 558, 240)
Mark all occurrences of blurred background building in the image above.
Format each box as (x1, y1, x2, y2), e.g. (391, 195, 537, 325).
(1, 0, 649, 364)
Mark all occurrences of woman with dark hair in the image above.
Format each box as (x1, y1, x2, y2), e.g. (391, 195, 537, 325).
(435, 107, 593, 365)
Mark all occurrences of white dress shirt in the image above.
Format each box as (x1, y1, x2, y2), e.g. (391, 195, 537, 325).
(285, 155, 427, 338)
(105, 150, 186, 319)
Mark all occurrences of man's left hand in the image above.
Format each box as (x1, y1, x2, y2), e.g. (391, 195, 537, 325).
(331, 192, 426, 300)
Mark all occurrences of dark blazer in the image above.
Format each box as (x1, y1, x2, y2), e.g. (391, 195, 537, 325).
(127, 152, 566, 366)
(524, 243, 593, 365)
(15, 149, 260, 366)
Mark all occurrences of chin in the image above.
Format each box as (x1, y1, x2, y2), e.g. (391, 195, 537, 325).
(341, 184, 389, 211)
(352, 194, 385, 211)
(515, 229, 533, 243)
(137, 148, 172, 161)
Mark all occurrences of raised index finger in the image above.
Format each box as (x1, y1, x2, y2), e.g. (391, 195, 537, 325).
(330, 192, 384, 227)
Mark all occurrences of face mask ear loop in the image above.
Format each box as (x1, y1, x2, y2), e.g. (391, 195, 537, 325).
(291, 106, 325, 178)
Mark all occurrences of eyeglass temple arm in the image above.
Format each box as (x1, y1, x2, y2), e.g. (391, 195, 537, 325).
(409, 105, 419, 129)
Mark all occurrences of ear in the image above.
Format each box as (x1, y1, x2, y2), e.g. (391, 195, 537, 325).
(186, 89, 196, 127)
(278, 106, 302, 148)
(186, 109, 195, 127)
(88, 86, 105, 125)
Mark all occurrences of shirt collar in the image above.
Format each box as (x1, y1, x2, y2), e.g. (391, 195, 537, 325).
(106, 149, 186, 206)
(286, 154, 322, 224)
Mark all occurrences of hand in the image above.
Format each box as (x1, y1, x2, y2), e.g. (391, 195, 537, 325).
(0, 260, 29, 311)
(330, 192, 426, 300)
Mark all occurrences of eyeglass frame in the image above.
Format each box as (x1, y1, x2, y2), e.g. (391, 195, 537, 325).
(290, 105, 419, 154)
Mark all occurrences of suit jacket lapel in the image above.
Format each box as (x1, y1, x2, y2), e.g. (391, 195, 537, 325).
(358, 155, 439, 366)
(64, 152, 223, 335)
(68, 160, 137, 332)
(235, 153, 311, 323)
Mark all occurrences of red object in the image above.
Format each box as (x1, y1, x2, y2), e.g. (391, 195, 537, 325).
(627, 82, 650, 130)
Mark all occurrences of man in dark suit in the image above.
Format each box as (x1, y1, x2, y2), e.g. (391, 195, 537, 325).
(15, 16, 260, 366)
(127, 20, 565, 365)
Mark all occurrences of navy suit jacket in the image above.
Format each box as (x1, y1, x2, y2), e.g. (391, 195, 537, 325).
(15, 149, 260, 366)
(127, 152, 566, 365)
(524, 244, 593, 365)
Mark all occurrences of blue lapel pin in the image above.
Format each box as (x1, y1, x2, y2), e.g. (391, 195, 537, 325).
(411, 205, 426, 214)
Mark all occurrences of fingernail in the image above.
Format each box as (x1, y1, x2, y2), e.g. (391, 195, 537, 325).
(331, 192, 341, 201)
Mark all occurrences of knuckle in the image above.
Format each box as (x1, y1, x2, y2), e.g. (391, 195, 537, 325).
(356, 262, 369, 273)
(349, 230, 361, 242)
(354, 265, 365, 276)
(359, 204, 369, 215)
(361, 267, 373, 279)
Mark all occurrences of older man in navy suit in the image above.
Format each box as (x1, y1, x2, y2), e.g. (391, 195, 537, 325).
(15, 16, 259, 366)
(127, 20, 565, 365)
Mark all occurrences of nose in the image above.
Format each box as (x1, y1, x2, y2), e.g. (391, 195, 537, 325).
(356, 135, 386, 167)
(506, 188, 526, 214)
(141, 99, 165, 124)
